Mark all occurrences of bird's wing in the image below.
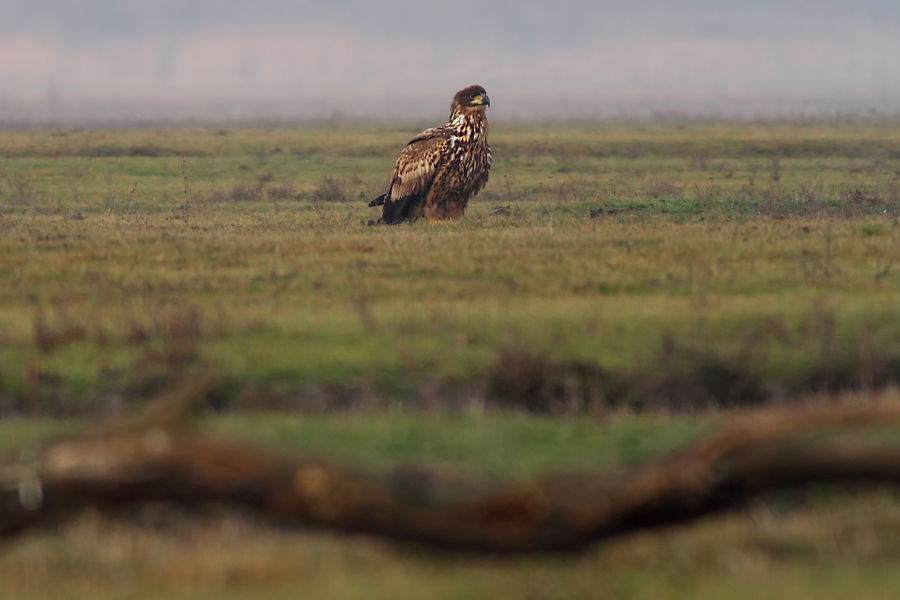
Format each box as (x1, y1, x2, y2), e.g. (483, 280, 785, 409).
(387, 128, 449, 203)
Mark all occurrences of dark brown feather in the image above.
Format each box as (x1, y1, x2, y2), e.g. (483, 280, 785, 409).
(370, 85, 491, 224)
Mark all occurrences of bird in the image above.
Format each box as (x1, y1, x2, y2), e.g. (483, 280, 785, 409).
(368, 85, 491, 224)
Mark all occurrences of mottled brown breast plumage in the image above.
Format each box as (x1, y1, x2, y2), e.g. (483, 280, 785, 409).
(369, 85, 491, 224)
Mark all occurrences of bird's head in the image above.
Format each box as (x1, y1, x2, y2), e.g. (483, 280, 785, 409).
(450, 85, 490, 117)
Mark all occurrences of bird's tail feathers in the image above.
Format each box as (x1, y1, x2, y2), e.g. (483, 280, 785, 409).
(368, 194, 386, 207)
(381, 194, 420, 224)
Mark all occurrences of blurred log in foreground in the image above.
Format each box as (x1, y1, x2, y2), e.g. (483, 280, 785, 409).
(4, 394, 900, 554)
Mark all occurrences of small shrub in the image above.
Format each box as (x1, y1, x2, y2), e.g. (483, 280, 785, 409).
(3, 175, 44, 207)
(313, 176, 350, 203)
(555, 180, 581, 204)
(230, 183, 265, 201)
(485, 352, 608, 415)
(268, 183, 298, 200)
(201, 188, 230, 204)
(645, 179, 679, 199)
(842, 187, 884, 207)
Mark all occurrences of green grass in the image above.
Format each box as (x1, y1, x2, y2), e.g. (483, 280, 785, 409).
(5, 120, 900, 596)
(205, 411, 714, 475)
(1, 122, 900, 411)
(0, 411, 711, 475)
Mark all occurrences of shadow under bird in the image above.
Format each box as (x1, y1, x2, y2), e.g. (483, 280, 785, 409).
(369, 85, 492, 224)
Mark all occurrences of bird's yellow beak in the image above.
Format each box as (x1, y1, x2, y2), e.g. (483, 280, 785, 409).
(473, 94, 490, 107)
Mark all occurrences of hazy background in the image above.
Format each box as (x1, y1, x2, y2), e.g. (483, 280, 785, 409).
(2, 0, 900, 125)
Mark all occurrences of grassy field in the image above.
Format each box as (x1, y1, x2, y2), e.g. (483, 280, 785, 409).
(2, 121, 900, 599)
(1, 122, 899, 413)
(3, 114, 900, 600)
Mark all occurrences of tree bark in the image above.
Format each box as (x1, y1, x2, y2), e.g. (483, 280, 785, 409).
(3, 402, 900, 554)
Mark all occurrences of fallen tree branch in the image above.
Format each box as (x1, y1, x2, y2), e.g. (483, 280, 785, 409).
(4, 400, 900, 554)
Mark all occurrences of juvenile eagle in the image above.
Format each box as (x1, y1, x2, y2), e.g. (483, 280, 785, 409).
(369, 85, 491, 223)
